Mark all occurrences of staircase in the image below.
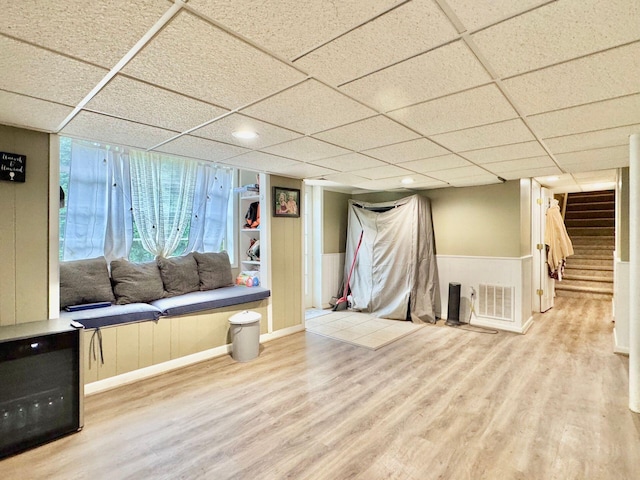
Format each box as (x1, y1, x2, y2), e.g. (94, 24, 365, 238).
(555, 190, 614, 301)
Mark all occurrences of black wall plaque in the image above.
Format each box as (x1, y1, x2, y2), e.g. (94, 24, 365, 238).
(0, 151, 26, 182)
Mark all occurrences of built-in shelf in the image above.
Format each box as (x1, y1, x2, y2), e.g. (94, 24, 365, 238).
(238, 171, 266, 287)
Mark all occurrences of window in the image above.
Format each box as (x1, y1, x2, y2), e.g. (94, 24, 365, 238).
(59, 137, 234, 262)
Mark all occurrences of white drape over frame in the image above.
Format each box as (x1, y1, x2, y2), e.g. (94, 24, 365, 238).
(344, 194, 440, 323)
(129, 151, 197, 258)
(63, 142, 132, 262)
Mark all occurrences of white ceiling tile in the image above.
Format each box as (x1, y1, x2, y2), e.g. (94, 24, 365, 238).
(460, 141, 547, 164)
(429, 165, 492, 181)
(313, 115, 420, 151)
(354, 176, 420, 191)
(322, 172, 371, 185)
(448, 175, 503, 187)
(0, 91, 73, 132)
(490, 165, 563, 181)
(261, 137, 350, 162)
(86, 75, 228, 132)
(527, 94, 640, 139)
(189, 0, 402, 60)
(294, 0, 458, 85)
(482, 155, 556, 174)
(389, 84, 518, 135)
(544, 124, 640, 155)
(535, 173, 579, 190)
(0, 0, 171, 68)
(398, 154, 472, 173)
(269, 162, 337, 179)
(362, 138, 449, 164)
(406, 177, 449, 189)
(445, 0, 549, 31)
(61, 111, 178, 150)
(430, 119, 535, 152)
(352, 164, 413, 180)
(220, 151, 301, 173)
(310, 153, 388, 172)
(242, 79, 376, 135)
(555, 145, 630, 172)
(472, 0, 640, 78)
(573, 170, 617, 182)
(154, 135, 248, 163)
(122, 11, 306, 109)
(340, 41, 492, 112)
(0, 36, 107, 105)
(191, 114, 301, 149)
(503, 42, 640, 115)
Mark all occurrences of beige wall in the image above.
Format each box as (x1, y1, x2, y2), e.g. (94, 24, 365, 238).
(0, 125, 50, 325)
(352, 181, 523, 257)
(323, 190, 350, 254)
(269, 175, 303, 330)
(520, 179, 532, 257)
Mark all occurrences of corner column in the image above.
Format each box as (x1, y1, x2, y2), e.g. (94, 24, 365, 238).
(630, 133, 640, 413)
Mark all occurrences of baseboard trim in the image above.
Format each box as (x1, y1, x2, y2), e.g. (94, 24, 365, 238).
(471, 315, 533, 334)
(613, 327, 630, 355)
(85, 325, 305, 396)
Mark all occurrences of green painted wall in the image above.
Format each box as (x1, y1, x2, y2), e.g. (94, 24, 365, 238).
(322, 190, 350, 254)
(352, 180, 522, 257)
(0, 125, 50, 325)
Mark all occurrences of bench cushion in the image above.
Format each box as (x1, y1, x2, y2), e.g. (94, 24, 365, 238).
(59, 303, 162, 329)
(150, 286, 270, 316)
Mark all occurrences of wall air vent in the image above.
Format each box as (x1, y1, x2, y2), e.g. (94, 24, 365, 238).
(478, 284, 514, 321)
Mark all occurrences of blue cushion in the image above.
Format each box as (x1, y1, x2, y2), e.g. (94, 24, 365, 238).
(59, 303, 162, 329)
(150, 286, 270, 316)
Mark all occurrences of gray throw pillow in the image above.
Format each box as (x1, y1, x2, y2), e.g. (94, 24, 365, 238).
(156, 253, 200, 297)
(59, 256, 116, 309)
(110, 259, 165, 305)
(192, 251, 234, 290)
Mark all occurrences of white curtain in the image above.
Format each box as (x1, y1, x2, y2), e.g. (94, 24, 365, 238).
(129, 151, 197, 258)
(186, 163, 233, 253)
(63, 142, 132, 261)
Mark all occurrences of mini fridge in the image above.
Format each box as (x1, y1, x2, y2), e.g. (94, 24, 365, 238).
(0, 319, 83, 459)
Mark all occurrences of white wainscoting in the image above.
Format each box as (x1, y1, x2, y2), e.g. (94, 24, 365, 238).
(437, 255, 534, 334)
(614, 260, 629, 354)
(321, 253, 345, 308)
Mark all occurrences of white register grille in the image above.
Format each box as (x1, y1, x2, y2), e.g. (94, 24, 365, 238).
(478, 284, 514, 321)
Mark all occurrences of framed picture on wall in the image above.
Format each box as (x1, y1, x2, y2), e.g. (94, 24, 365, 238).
(273, 187, 300, 218)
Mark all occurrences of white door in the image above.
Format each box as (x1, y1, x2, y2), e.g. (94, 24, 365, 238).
(540, 188, 555, 312)
(532, 183, 554, 312)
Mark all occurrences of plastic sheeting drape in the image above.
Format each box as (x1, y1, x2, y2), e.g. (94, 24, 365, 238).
(344, 194, 440, 323)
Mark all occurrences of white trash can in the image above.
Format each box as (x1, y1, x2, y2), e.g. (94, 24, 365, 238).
(229, 310, 261, 362)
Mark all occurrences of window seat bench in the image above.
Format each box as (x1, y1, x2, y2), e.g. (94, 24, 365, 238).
(60, 286, 271, 329)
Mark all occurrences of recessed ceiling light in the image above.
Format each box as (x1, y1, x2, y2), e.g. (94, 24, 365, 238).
(232, 130, 258, 140)
(401, 178, 414, 185)
(546, 176, 559, 182)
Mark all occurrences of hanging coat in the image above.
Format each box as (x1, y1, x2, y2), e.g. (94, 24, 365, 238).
(544, 200, 574, 279)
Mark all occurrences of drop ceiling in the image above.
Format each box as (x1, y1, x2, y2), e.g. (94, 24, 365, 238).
(1, 0, 638, 193)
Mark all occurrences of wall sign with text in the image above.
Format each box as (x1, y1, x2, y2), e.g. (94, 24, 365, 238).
(0, 151, 26, 182)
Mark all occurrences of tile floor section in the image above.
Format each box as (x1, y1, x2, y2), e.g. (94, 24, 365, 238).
(305, 309, 423, 350)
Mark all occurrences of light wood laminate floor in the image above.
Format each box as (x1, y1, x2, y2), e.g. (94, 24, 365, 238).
(1, 297, 639, 479)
